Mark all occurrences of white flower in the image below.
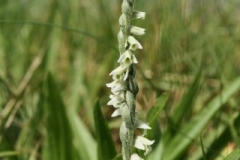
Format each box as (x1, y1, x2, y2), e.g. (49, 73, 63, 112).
(135, 119, 151, 130)
(111, 81, 126, 94)
(109, 65, 128, 76)
(130, 26, 145, 36)
(132, 11, 146, 19)
(130, 153, 144, 160)
(106, 80, 118, 88)
(117, 50, 138, 65)
(134, 136, 154, 156)
(119, 14, 127, 26)
(107, 92, 125, 108)
(111, 108, 121, 117)
(107, 75, 125, 94)
(127, 36, 143, 51)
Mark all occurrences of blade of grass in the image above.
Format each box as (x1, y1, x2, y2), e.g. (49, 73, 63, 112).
(145, 93, 169, 160)
(0, 151, 19, 158)
(0, 136, 18, 160)
(43, 73, 74, 160)
(189, 112, 239, 160)
(172, 70, 201, 126)
(162, 77, 240, 160)
(94, 99, 117, 160)
(68, 110, 97, 160)
(146, 92, 170, 126)
(16, 92, 44, 159)
(146, 92, 169, 147)
(223, 147, 240, 160)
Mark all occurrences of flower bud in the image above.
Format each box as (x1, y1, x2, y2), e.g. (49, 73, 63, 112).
(132, 11, 146, 19)
(130, 26, 145, 36)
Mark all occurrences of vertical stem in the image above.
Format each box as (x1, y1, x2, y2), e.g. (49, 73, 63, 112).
(118, 1, 137, 159)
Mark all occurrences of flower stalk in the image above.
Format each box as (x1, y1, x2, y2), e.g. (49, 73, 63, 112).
(107, 0, 154, 159)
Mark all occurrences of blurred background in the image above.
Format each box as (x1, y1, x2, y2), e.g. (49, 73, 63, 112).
(0, 0, 240, 159)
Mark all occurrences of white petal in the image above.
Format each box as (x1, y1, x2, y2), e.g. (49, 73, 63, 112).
(130, 154, 144, 160)
(130, 26, 145, 36)
(137, 136, 155, 145)
(128, 36, 143, 50)
(106, 80, 118, 88)
(111, 108, 121, 117)
(109, 94, 115, 99)
(134, 138, 145, 150)
(109, 65, 128, 76)
(135, 119, 151, 129)
(112, 101, 124, 108)
(111, 82, 126, 93)
(119, 14, 127, 26)
(107, 93, 125, 105)
(117, 52, 126, 63)
(132, 54, 138, 64)
(107, 98, 115, 105)
(132, 11, 146, 19)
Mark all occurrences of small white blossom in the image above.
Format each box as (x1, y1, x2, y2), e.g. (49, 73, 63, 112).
(107, 93, 125, 107)
(117, 50, 138, 65)
(106, 80, 118, 88)
(130, 26, 145, 36)
(109, 65, 128, 76)
(134, 136, 155, 155)
(135, 119, 151, 130)
(106, 74, 121, 87)
(127, 36, 143, 51)
(111, 108, 121, 117)
(130, 153, 144, 160)
(132, 11, 146, 19)
(119, 14, 127, 26)
(111, 82, 126, 95)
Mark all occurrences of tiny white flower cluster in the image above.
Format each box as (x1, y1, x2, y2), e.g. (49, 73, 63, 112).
(106, 0, 154, 159)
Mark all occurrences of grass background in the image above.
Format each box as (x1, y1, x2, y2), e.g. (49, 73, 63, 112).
(0, 0, 240, 159)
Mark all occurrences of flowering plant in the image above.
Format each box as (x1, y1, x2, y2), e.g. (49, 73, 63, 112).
(106, 0, 154, 159)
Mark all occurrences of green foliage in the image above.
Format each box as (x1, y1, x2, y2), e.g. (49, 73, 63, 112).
(223, 147, 240, 160)
(94, 99, 116, 160)
(162, 77, 240, 160)
(43, 73, 74, 160)
(0, 0, 240, 160)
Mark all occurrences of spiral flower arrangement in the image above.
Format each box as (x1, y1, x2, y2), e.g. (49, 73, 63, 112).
(106, 0, 154, 160)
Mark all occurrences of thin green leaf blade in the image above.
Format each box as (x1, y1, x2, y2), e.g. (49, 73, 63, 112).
(224, 147, 240, 160)
(94, 99, 117, 160)
(146, 92, 169, 126)
(43, 73, 74, 160)
(172, 70, 201, 125)
(146, 92, 169, 150)
(68, 110, 97, 160)
(163, 77, 240, 160)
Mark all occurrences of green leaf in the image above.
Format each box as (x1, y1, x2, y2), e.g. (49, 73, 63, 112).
(223, 147, 240, 160)
(68, 110, 97, 160)
(162, 77, 240, 160)
(0, 137, 18, 160)
(43, 73, 74, 160)
(93, 99, 117, 160)
(146, 92, 169, 149)
(146, 92, 170, 126)
(189, 113, 240, 160)
(172, 70, 201, 126)
(16, 92, 44, 160)
(0, 151, 18, 158)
